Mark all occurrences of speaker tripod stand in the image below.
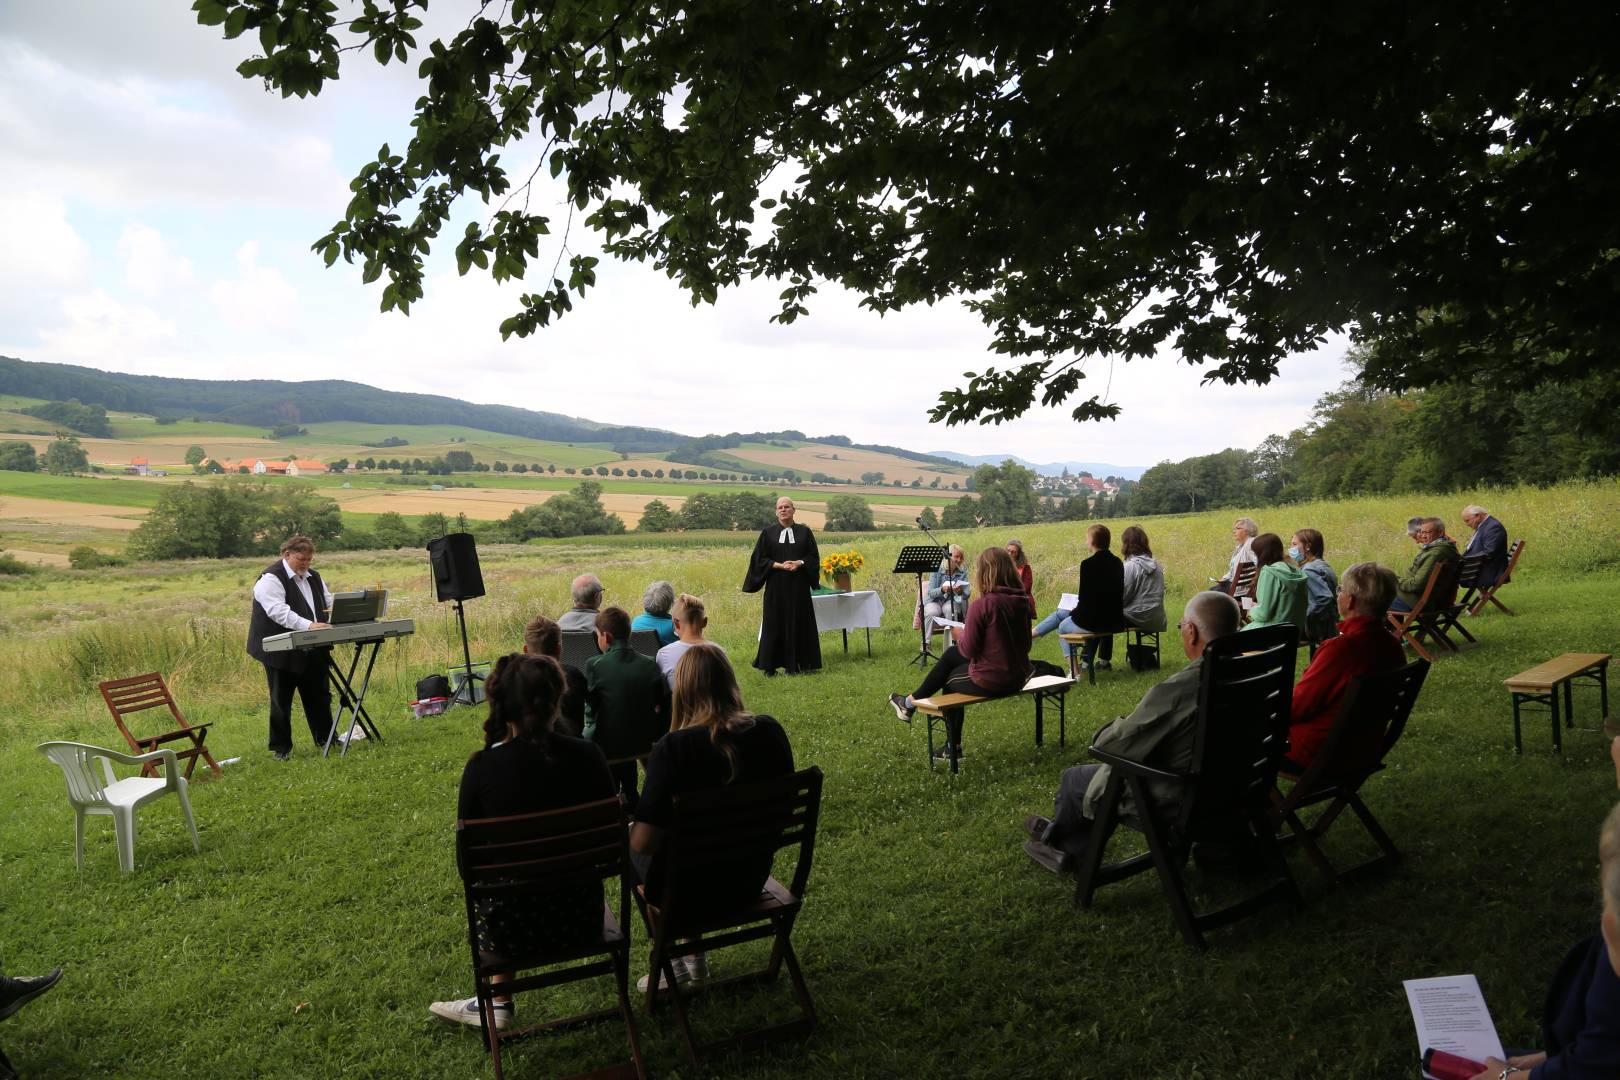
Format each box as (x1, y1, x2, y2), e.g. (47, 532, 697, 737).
(447, 597, 486, 706)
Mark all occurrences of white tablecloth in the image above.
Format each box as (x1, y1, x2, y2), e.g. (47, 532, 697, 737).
(812, 589, 884, 633)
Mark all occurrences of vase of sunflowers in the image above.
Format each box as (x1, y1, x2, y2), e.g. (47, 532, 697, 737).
(821, 549, 865, 592)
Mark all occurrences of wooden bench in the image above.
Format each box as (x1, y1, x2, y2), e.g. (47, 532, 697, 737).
(1504, 652, 1611, 753)
(911, 674, 1076, 774)
(1059, 631, 1117, 684)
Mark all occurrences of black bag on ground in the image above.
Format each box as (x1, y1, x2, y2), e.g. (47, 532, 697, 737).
(1029, 658, 1067, 680)
(415, 673, 451, 700)
(1126, 643, 1160, 672)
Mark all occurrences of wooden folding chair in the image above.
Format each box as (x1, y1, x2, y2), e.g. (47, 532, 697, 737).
(1469, 539, 1525, 616)
(1387, 560, 1462, 663)
(1273, 660, 1430, 885)
(635, 767, 823, 1064)
(98, 673, 221, 781)
(1073, 625, 1302, 950)
(1431, 554, 1486, 647)
(455, 797, 646, 1080)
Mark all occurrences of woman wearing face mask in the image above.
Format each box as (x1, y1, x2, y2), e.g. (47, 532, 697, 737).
(1246, 533, 1309, 633)
(1290, 528, 1339, 645)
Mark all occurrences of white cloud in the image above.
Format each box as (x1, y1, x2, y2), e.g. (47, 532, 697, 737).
(117, 223, 194, 297)
(209, 242, 298, 329)
(34, 290, 178, 366)
(0, 188, 90, 288)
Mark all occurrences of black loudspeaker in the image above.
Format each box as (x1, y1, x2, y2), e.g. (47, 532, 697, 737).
(427, 533, 485, 601)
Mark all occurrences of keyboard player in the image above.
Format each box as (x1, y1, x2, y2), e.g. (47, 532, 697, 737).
(246, 534, 337, 760)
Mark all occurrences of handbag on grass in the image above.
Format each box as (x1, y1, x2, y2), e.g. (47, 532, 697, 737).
(1126, 643, 1159, 672)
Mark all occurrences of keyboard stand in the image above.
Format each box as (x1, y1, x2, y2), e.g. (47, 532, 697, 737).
(322, 638, 388, 758)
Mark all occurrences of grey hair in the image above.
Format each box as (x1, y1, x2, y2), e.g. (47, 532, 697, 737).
(571, 573, 603, 608)
(1183, 591, 1240, 641)
(1340, 561, 1397, 616)
(1234, 517, 1259, 537)
(641, 580, 675, 617)
(1463, 504, 1488, 518)
(1405, 516, 1426, 536)
(1425, 517, 1447, 537)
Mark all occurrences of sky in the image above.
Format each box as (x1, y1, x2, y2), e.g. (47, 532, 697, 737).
(0, 2, 1354, 470)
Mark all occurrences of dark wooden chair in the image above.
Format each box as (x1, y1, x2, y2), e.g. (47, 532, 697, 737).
(1470, 539, 1526, 616)
(98, 673, 221, 781)
(1273, 660, 1430, 885)
(634, 766, 823, 1064)
(1073, 624, 1302, 950)
(1387, 560, 1462, 663)
(628, 629, 661, 659)
(1431, 554, 1487, 647)
(559, 631, 601, 672)
(455, 797, 646, 1080)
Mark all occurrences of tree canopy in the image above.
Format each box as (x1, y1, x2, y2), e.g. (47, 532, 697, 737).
(195, 1, 1619, 426)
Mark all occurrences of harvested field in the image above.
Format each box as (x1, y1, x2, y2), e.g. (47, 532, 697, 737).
(0, 546, 71, 567)
(0, 495, 147, 531)
(331, 487, 830, 529)
(722, 442, 966, 485)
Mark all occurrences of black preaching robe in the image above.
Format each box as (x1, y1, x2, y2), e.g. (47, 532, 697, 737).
(743, 523, 822, 674)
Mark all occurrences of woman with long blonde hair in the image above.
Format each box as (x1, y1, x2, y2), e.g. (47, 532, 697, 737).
(630, 644, 795, 989)
(889, 546, 1036, 762)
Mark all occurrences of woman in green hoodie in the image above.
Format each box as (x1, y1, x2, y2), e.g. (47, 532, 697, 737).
(1246, 533, 1308, 634)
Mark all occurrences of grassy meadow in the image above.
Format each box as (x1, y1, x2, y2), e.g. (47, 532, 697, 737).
(1, 480, 1618, 1077)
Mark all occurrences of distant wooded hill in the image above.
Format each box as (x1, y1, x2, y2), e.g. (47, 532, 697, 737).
(0, 356, 680, 452)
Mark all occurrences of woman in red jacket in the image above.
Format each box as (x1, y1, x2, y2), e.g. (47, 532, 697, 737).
(889, 546, 1036, 760)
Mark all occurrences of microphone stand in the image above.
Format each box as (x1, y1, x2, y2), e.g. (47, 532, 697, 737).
(914, 518, 962, 655)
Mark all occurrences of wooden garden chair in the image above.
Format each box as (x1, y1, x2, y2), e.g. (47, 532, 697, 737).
(634, 767, 823, 1064)
(1431, 553, 1487, 647)
(1387, 560, 1462, 663)
(98, 672, 221, 781)
(1273, 660, 1430, 885)
(455, 797, 646, 1080)
(1073, 624, 1302, 950)
(1469, 539, 1526, 616)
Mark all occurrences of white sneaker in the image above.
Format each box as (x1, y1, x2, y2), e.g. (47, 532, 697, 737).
(429, 996, 512, 1030)
(683, 952, 710, 984)
(637, 956, 690, 993)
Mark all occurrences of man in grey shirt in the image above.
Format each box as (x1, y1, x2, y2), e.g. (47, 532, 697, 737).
(557, 573, 604, 631)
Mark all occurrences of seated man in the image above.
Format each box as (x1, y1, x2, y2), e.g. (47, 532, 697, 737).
(1460, 504, 1510, 589)
(1392, 518, 1460, 613)
(557, 573, 604, 631)
(522, 614, 588, 736)
(583, 606, 669, 811)
(1022, 591, 1242, 873)
(1284, 562, 1406, 773)
(655, 592, 723, 689)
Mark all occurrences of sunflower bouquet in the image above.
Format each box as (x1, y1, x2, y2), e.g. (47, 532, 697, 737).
(821, 549, 866, 585)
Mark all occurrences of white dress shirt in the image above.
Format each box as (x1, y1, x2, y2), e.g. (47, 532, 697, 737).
(252, 559, 335, 631)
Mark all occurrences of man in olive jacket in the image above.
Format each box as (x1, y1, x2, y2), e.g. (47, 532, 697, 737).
(1022, 591, 1242, 873)
(583, 606, 669, 811)
(1392, 518, 1461, 612)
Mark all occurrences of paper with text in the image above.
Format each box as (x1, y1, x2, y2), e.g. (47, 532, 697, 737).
(1059, 592, 1079, 611)
(1404, 974, 1503, 1079)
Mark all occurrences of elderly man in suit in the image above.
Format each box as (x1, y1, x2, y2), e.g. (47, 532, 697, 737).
(1461, 505, 1510, 588)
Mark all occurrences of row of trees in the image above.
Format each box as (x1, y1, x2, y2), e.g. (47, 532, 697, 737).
(1130, 363, 1620, 516)
(0, 434, 90, 475)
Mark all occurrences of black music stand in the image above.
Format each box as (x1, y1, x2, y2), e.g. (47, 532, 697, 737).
(893, 544, 948, 667)
(321, 637, 388, 759)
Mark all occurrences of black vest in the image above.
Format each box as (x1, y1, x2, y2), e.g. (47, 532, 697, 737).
(247, 560, 328, 671)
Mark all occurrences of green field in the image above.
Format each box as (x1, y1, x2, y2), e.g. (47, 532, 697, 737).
(0, 393, 49, 409)
(0, 471, 169, 507)
(105, 414, 269, 439)
(2, 480, 1617, 1077)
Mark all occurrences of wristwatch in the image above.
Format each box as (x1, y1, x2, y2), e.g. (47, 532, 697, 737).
(1499, 1067, 1523, 1080)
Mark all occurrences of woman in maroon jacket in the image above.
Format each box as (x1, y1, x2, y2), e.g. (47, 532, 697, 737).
(890, 546, 1036, 759)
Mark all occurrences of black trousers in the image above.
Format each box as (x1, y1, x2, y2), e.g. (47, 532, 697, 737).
(264, 658, 334, 753)
(1044, 763, 1116, 859)
(911, 645, 993, 748)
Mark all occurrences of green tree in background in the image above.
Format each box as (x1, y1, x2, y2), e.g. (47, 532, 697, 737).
(371, 512, 416, 549)
(128, 480, 342, 559)
(42, 433, 90, 476)
(184, 445, 207, 466)
(824, 494, 875, 532)
(637, 499, 677, 533)
(445, 449, 475, 471)
(678, 492, 731, 531)
(0, 441, 37, 472)
(417, 512, 451, 543)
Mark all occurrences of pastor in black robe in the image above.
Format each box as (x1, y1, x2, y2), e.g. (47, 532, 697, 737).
(743, 523, 822, 674)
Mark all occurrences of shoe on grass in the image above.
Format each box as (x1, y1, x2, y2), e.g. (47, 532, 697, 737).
(0, 968, 62, 1021)
(1023, 815, 1052, 842)
(888, 693, 915, 723)
(1022, 839, 1072, 875)
(1094, 659, 1111, 671)
(931, 744, 964, 762)
(683, 952, 710, 984)
(428, 996, 512, 1031)
(271, 750, 292, 761)
(637, 956, 690, 993)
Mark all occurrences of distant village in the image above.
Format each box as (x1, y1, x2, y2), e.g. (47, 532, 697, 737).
(1031, 469, 1124, 498)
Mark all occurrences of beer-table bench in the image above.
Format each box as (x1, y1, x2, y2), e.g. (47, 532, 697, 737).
(1504, 652, 1611, 753)
(912, 674, 1077, 774)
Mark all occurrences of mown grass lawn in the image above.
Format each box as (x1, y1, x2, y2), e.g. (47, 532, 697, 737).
(1, 481, 1617, 1078)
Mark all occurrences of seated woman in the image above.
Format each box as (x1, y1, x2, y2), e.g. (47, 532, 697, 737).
(1214, 516, 1260, 592)
(1284, 562, 1405, 773)
(923, 544, 971, 637)
(1007, 538, 1034, 600)
(1246, 532, 1308, 633)
(631, 580, 679, 646)
(630, 644, 794, 989)
(429, 653, 615, 1031)
(1033, 525, 1125, 670)
(1291, 527, 1339, 645)
(1468, 801, 1620, 1080)
(654, 592, 723, 689)
(1120, 525, 1167, 635)
(890, 546, 1035, 759)
(522, 613, 587, 736)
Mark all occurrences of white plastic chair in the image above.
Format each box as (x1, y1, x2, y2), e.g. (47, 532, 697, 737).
(37, 741, 201, 873)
